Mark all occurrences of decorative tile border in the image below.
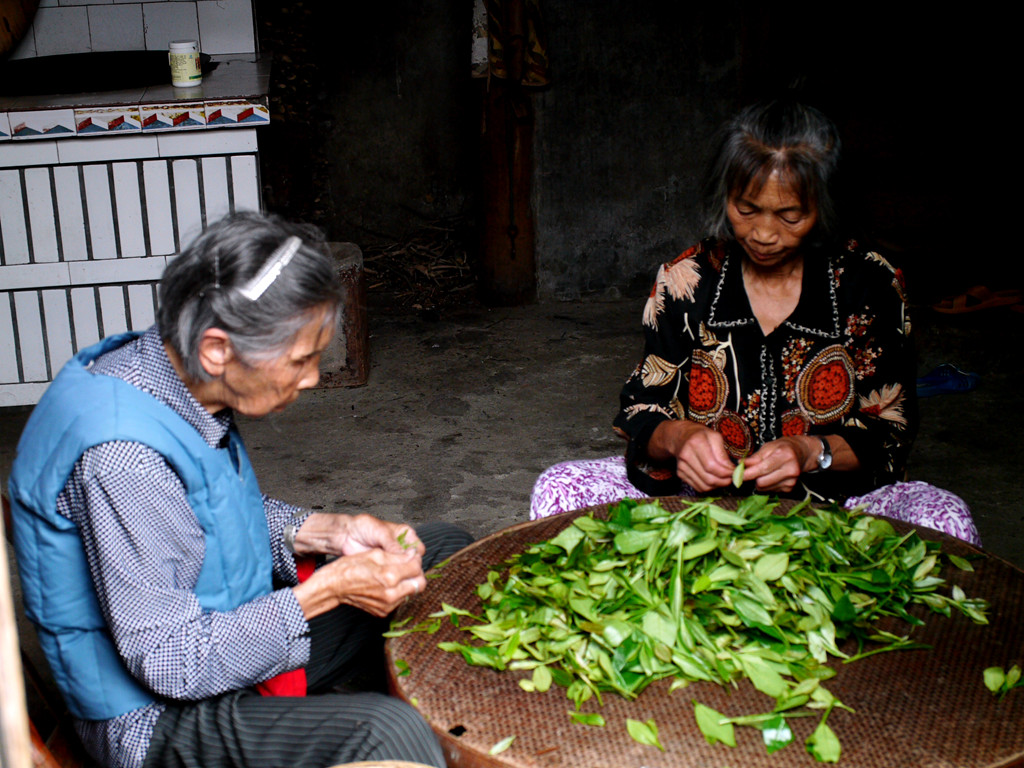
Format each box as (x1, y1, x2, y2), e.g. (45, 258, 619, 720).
(74, 107, 143, 136)
(3, 97, 268, 140)
(141, 102, 207, 132)
(205, 99, 270, 127)
(8, 109, 77, 139)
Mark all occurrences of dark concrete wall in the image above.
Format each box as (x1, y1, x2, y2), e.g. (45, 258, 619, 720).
(321, 2, 476, 238)
(258, 2, 1009, 303)
(532, 3, 741, 299)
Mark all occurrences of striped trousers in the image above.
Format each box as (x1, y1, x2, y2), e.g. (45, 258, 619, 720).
(142, 522, 474, 768)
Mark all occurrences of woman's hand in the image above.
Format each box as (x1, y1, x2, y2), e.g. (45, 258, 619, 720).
(293, 547, 425, 619)
(742, 436, 818, 493)
(744, 435, 859, 492)
(289, 513, 427, 619)
(292, 513, 425, 559)
(649, 420, 735, 492)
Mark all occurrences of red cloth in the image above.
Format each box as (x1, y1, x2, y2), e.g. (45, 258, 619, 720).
(255, 555, 316, 697)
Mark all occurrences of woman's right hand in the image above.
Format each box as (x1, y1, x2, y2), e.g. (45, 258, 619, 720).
(648, 420, 735, 492)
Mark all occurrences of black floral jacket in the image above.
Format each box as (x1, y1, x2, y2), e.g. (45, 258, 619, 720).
(614, 238, 918, 501)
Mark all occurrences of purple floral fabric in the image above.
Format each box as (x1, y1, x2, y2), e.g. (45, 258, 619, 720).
(530, 456, 980, 546)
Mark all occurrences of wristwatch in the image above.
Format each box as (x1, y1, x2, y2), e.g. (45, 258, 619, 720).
(809, 436, 832, 473)
(282, 513, 306, 554)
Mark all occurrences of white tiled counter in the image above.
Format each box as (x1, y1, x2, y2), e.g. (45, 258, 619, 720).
(0, 59, 271, 406)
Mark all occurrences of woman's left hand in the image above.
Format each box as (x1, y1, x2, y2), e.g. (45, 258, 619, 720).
(742, 436, 816, 493)
(292, 513, 425, 559)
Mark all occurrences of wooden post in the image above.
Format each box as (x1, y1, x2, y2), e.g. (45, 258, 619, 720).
(1, 490, 31, 768)
(479, 0, 536, 306)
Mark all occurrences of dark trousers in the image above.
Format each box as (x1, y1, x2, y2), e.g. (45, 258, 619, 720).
(142, 522, 473, 768)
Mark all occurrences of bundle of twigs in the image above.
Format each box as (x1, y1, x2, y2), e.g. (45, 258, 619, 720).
(362, 218, 476, 312)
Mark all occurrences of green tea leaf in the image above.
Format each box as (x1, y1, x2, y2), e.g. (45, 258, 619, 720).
(831, 593, 857, 623)
(732, 460, 745, 488)
(394, 659, 410, 677)
(532, 664, 553, 692)
(569, 711, 606, 727)
(682, 537, 719, 560)
(488, 735, 515, 755)
(709, 505, 749, 526)
(614, 528, 662, 554)
(759, 714, 794, 754)
(549, 524, 586, 553)
(1006, 664, 1022, 688)
(626, 718, 664, 751)
(732, 594, 774, 628)
(984, 666, 1006, 693)
(739, 655, 788, 698)
(947, 554, 974, 571)
(693, 702, 736, 747)
(805, 719, 841, 763)
(754, 551, 789, 582)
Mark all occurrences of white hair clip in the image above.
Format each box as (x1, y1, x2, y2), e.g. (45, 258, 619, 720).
(238, 236, 302, 301)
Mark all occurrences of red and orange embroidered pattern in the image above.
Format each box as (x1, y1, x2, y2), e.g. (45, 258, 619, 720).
(795, 345, 856, 424)
(687, 349, 727, 423)
(715, 410, 752, 458)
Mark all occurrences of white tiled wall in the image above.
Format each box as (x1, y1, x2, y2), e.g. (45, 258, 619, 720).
(9, 0, 256, 60)
(89, 4, 146, 52)
(0, 129, 262, 406)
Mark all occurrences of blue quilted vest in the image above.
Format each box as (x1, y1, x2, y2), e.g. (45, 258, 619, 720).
(8, 332, 274, 721)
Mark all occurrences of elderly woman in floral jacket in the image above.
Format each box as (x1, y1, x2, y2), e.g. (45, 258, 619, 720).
(530, 100, 978, 546)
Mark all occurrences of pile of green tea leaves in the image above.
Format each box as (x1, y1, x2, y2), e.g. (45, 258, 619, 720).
(394, 496, 989, 762)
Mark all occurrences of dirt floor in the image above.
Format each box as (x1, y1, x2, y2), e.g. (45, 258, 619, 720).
(4, 296, 1022, 570)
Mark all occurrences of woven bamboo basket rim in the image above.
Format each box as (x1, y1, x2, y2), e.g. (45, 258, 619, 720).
(386, 496, 1024, 768)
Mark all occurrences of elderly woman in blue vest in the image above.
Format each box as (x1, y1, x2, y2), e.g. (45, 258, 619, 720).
(8, 212, 471, 768)
(530, 100, 979, 546)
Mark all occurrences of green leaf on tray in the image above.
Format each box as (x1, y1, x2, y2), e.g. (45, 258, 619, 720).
(569, 711, 605, 727)
(806, 719, 841, 763)
(394, 659, 410, 677)
(626, 718, 664, 751)
(693, 702, 735, 747)
(398, 496, 989, 762)
(532, 664, 553, 692)
(488, 735, 515, 755)
(984, 666, 1006, 693)
(984, 664, 1024, 699)
(759, 714, 794, 754)
(947, 553, 974, 571)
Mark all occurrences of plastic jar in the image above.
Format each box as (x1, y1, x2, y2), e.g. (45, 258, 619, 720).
(168, 40, 202, 87)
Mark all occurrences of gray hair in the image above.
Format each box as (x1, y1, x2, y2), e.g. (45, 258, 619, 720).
(701, 100, 842, 243)
(158, 212, 343, 381)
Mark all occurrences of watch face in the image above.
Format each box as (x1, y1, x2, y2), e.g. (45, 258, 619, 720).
(818, 438, 832, 470)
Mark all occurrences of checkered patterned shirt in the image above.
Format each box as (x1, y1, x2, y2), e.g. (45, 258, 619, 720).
(56, 327, 311, 768)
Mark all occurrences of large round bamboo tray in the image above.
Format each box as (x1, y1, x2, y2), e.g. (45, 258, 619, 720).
(386, 497, 1024, 768)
